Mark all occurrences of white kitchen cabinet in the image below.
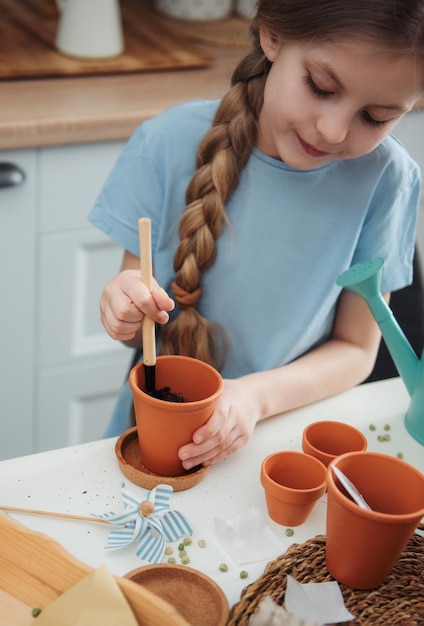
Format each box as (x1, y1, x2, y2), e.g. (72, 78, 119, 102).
(393, 112, 424, 259)
(0, 142, 132, 460)
(0, 150, 37, 459)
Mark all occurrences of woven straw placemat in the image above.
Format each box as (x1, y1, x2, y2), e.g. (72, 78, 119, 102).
(228, 524, 424, 625)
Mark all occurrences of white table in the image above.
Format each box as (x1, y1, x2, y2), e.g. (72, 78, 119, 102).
(0, 377, 422, 609)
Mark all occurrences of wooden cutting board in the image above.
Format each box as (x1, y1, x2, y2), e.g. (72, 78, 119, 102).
(0, 512, 189, 626)
(0, 0, 213, 80)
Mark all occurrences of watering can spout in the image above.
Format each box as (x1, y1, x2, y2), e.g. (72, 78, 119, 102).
(337, 258, 424, 446)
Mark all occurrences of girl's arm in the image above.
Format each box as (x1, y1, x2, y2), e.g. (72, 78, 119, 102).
(241, 289, 386, 420)
(179, 290, 388, 469)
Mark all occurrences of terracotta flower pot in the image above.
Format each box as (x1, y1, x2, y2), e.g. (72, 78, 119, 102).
(260, 451, 327, 526)
(129, 355, 223, 476)
(302, 420, 367, 467)
(326, 451, 424, 589)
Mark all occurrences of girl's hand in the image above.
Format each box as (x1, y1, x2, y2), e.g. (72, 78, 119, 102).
(178, 378, 261, 469)
(179, 290, 386, 470)
(100, 268, 174, 342)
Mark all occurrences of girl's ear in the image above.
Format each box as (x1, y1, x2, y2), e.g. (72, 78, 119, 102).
(259, 26, 280, 62)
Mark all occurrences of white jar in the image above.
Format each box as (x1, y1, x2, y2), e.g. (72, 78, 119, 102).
(154, 0, 232, 21)
(235, 0, 257, 19)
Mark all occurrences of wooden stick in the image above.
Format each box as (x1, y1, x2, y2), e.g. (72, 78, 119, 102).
(0, 505, 112, 525)
(139, 217, 154, 292)
(138, 217, 156, 398)
(138, 217, 156, 368)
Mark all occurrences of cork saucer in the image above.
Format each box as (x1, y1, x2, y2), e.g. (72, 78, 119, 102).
(115, 427, 209, 492)
(125, 564, 229, 626)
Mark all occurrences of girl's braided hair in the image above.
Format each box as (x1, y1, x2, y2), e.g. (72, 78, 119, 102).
(160, 0, 424, 370)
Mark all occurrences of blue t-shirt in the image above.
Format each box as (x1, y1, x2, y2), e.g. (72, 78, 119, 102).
(89, 99, 421, 435)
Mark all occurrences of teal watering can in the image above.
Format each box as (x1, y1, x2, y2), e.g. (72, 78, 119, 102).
(337, 257, 424, 446)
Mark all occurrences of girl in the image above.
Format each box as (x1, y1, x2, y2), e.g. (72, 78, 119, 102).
(90, 0, 424, 470)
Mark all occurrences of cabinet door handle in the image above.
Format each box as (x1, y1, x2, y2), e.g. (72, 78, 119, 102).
(0, 162, 26, 189)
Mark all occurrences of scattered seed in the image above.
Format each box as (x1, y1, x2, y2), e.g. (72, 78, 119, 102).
(164, 547, 173, 555)
(369, 424, 376, 431)
(285, 528, 294, 537)
(32, 608, 42, 618)
(181, 555, 190, 565)
(383, 433, 391, 441)
(219, 563, 228, 572)
(240, 570, 248, 579)
(384, 424, 391, 431)
(179, 549, 187, 558)
(198, 539, 206, 548)
(178, 543, 185, 552)
(167, 556, 176, 564)
(397, 452, 404, 459)
(183, 537, 192, 546)
(377, 435, 386, 442)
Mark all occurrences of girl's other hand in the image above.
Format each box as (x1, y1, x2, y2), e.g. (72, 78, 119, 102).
(178, 378, 260, 469)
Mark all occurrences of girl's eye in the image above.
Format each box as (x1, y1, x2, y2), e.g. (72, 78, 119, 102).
(304, 73, 334, 98)
(361, 111, 387, 129)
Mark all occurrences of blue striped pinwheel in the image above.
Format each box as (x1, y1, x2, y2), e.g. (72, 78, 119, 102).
(93, 483, 193, 563)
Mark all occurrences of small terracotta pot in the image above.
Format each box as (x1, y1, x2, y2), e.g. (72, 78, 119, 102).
(302, 420, 367, 466)
(129, 355, 223, 476)
(260, 451, 327, 526)
(326, 451, 424, 589)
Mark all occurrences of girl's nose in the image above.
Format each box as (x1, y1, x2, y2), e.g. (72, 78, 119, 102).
(316, 111, 350, 145)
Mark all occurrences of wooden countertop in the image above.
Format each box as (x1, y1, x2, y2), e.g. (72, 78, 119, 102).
(0, 44, 244, 151)
(1, 0, 422, 154)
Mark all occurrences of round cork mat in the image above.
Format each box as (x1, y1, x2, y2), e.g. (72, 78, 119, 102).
(115, 427, 209, 492)
(125, 564, 229, 626)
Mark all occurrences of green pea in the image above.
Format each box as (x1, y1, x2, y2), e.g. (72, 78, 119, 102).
(384, 433, 391, 441)
(32, 608, 42, 618)
(384, 424, 391, 431)
(183, 537, 192, 546)
(285, 528, 294, 537)
(167, 556, 176, 564)
(181, 555, 190, 565)
(240, 570, 248, 579)
(178, 543, 185, 551)
(179, 549, 187, 558)
(219, 563, 228, 572)
(369, 424, 376, 431)
(397, 452, 404, 459)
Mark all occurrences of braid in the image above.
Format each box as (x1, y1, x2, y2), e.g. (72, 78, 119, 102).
(159, 32, 270, 369)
